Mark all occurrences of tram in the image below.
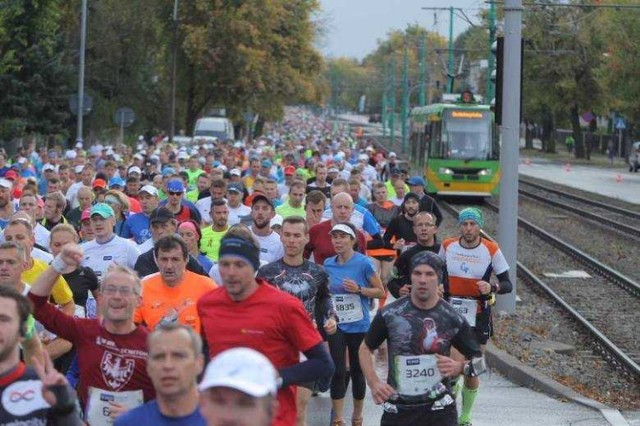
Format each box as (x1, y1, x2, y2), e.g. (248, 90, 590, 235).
(409, 93, 500, 197)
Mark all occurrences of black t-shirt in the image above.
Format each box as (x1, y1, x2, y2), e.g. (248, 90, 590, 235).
(383, 215, 417, 249)
(257, 259, 333, 331)
(365, 298, 481, 405)
(63, 266, 99, 308)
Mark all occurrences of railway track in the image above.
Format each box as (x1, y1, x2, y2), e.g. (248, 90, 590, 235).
(518, 179, 640, 239)
(440, 200, 640, 380)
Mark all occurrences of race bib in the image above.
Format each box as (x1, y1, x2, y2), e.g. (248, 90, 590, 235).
(394, 355, 442, 396)
(332, 294, 364, 324)
(86, 387, 143, 426)
(450, 297, 477, 327)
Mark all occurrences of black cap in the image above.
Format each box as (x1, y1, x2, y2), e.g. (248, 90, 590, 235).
(390, 167, 401, 176)
(403, 192, 421, 204)
(149, 207, 175, 224)
(251, 193, 274, 209)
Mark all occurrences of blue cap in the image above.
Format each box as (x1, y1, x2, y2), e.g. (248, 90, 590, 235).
(166, 179, 185, 193)
(261, 160, 272, 168)
(213, 160, 222, 168)
(162, 167, 175, 177)
(108, 176, 126, 188)
(407, 176, 426, 187)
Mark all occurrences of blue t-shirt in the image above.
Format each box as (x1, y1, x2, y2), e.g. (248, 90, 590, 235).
(198, 253, 214, 274)
(122, 212, 152, 244)
(115, 400, 206, 426)
(323, 252, 376, 333)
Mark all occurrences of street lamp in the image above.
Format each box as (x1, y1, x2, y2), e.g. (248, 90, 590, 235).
(169, 0, 179, 143)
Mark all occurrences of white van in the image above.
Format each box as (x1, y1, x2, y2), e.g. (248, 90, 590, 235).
(193, 117, 235, 143)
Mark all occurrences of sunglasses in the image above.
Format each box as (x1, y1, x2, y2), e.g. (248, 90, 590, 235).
(168, 191, 183, 196)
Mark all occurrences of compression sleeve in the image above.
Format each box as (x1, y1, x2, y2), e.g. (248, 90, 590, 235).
(495, 271, 513, 294)
(279, 343, 334, 387)
(364, 311, 388, 351)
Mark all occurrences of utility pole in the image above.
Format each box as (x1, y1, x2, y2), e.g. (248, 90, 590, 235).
(497, 0, 522, 314)
(389, 56, 396, 145)
(169, 0, 179, 143)
(419, 34, 427, 107)
(76, 0, 87, 146)
(486, 0, 497, 104)
(382, 91, 387, 138)
(401, 43, 409, 153)
(448, 6, 455, 93)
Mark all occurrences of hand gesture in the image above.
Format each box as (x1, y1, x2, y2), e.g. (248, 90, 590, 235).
(54, 244, 84, 274)
(32, 351, 68, 407)
(108, 402, 129, 420)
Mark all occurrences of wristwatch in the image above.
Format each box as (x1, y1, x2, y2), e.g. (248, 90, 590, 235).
(356, 287, 362, 295)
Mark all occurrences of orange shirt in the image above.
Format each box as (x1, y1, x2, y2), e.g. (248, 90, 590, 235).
(135, 271, 217, 333)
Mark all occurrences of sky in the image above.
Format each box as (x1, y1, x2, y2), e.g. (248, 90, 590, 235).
(318, 0, 486, 60)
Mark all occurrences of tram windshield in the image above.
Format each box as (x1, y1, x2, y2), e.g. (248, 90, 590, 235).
(439, 110, 492, 160)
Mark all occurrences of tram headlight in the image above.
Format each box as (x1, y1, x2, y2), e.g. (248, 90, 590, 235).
(478, 169, 492, 176)
(439, 167, 454, 175)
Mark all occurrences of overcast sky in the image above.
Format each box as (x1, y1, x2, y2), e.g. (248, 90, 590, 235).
(318, 0, 486, 60)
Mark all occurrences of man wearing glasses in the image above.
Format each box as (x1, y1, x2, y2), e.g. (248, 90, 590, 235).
(81, 203, 141, 282)
(388, 212, 440, 299)
(159, 179, 202, 224)
(28, 244, 155, 425)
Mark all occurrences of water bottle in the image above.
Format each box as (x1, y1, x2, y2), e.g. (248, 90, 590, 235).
(86, 294, 97, 319)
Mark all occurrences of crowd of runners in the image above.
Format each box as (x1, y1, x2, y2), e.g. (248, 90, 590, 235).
(0, 107, 511, 425)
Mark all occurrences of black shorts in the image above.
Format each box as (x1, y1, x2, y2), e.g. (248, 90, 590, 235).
(372, 255, 395, 262)
(472, 309, 493, 345)
(381, 402, 457, 426)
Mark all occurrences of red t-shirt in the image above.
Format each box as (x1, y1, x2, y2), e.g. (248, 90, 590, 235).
(197, 280, 322, 426)
(28, 294, 155, 407)
(304, 219, 368, 265)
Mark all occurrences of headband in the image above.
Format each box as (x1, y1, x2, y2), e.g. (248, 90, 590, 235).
(178, 221, 198, 234)
(219, 237, 260, 271)
(457, 207, 484, 228)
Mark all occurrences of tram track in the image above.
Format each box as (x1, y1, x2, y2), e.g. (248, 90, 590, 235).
(518, 178, 640, 239)
(440, 200, 640, 380)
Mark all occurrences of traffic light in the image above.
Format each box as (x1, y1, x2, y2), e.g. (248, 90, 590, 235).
(491, 37, 504, 126)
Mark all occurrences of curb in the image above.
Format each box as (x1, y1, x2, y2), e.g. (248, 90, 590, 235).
(486, 342, 630, 426)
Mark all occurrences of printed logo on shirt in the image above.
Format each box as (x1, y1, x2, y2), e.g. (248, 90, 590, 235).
(240, 329, 265, 335)
(101, 351, 135, 391)
(1, 380, 49, 417)
(103, 256, 113, 261)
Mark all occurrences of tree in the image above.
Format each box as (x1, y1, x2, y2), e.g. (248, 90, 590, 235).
(0, 0, 73, 147)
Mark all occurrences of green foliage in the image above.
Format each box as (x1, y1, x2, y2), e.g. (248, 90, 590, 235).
(0, 0, 73, 141)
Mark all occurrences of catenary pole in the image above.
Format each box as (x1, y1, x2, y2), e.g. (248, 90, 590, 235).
(76, 0, 87, 146)
(496, 0, 522, 314)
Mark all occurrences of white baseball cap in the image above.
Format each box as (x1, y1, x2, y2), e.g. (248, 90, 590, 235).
(74, 165, 85, 174)
(128, 166, 142, 175)
(139, 185, 158, 196)
(199, 348, 277, 397)
(329, 223, 356, 239)
(0, 178, 13, 189)
(388, 151, 397, 158)
(42, 164, 56, 172)
(230, 168, 241, 177)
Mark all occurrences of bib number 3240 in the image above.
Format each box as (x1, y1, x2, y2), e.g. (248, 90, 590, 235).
(395, 355, 442, 396)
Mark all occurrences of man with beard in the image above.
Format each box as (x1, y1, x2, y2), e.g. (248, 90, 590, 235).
(438, 208, 512, 426)
(0, 178, 15, 230)
(257, 216, 337, 426)
(200, 199, 230, 262)
(359, 251, 484, 426)
(406, 176, 443, 227)
(383, 193, 421, 254)
(249, 194, 284, 264)
(388, 212, 440, 299)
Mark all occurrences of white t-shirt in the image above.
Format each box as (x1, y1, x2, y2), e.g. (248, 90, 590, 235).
(35, 224, 51, 250)
(250, 228, 284, 264)
(81, 235, 141, 282)
(228, 204, 251, 226)
(32, 247, 53, 264)
(195, 197, 213, 224)
(66, 181, 84, 209)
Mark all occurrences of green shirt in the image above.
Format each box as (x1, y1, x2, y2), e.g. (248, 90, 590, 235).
(385, 180, 409, 199)
(186, 189, 200, 203)
(186, 168, 205, 187)
(276, 202, 306, 219)
(201, 226, 229, 261)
